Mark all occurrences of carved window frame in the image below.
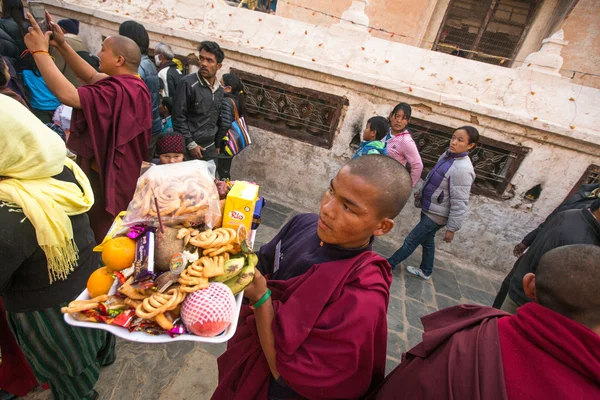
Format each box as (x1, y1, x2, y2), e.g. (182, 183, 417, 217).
(566, 164, 600, 199)
(231, 68, 348, 149)
(408, 118, 531, 198)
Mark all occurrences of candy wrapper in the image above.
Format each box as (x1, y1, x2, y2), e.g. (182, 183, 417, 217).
(122, 160, 222, 228)
(133, 231, 156, 284)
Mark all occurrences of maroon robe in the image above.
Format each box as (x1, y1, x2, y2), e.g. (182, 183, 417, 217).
(213, 251, 392, 399)
(499, 302, 600, 399)
(69, 75, 151, 242)
(367, 305, 510, 400)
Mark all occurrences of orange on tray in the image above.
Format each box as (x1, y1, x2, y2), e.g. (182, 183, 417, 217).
(102, 237, 136, 272)
(87, 266, 115, 298)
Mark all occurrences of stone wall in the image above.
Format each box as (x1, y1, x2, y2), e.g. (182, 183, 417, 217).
(42, 0, 600, 272)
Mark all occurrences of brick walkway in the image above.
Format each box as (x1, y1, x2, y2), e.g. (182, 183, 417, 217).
(23, 200, 504, 399)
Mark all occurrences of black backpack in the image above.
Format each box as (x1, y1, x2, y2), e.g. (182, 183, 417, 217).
(76, 50, 100, 71)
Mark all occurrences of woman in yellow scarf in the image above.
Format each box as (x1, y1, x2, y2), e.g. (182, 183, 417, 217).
(0, 96, 115, 400)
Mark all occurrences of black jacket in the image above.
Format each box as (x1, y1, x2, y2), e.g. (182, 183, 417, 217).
(158, 61, 183, 98)
(0, 167, 100, 313)
(216, 96, 240, 150)
(172, 72, 224, 149)
(509, 208, 600, 306)
(0, 28, 18, 65)
(139, 55, 162, 135)
(0, 18, 33, 71)
(522, 183, 599, 246)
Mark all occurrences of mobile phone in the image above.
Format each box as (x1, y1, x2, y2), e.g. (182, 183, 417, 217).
(28, 1, 51, 32)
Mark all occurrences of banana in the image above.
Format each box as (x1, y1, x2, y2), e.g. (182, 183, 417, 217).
(224, 256, 256, 295)
(210, 257, 245, 283)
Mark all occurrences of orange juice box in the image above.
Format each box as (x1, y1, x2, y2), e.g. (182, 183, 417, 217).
(223, 181, 260, 232)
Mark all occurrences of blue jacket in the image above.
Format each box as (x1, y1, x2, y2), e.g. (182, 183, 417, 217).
(418, 150, 475, 232)
(352, 140, 387, 159)
(139, 55, 162, 135)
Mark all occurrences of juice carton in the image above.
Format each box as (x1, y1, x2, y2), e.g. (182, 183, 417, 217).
(223, 181, 260, 232)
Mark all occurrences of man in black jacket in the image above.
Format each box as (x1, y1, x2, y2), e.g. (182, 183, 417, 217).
(500, 199, 600, 313)
(493, 183, 600, 308)
(172, 41, 224, 161)
(155, 42, 182, 98)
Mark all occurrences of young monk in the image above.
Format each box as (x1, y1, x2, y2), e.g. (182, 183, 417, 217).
(213, 155, 413, 399)
(367, 244, 600, 400)
(23, 12, 152, 243)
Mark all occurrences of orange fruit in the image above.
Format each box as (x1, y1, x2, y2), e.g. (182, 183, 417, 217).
(102, 237, 136, 272)
(87, 266, 115, 298)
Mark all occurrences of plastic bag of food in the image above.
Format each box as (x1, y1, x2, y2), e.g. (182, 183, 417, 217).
(122, 160, 221, 228)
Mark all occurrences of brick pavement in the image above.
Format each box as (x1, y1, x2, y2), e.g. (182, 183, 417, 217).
(22, 200, 504, 399)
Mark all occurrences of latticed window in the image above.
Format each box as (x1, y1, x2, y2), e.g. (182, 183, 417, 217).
(408, 118, 530, 198)
(231, 69, 348, 149)
(566, 165, 600, 199)
(433, 0, 541, 66)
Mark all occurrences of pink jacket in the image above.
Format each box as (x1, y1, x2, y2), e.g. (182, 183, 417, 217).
(383, 130, 423, 187)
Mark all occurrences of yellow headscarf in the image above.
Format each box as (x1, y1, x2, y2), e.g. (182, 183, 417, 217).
(0, 96, 94, 283)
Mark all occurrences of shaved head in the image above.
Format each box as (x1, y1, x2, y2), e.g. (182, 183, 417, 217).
(344, 155, 412, 218)
(535, 244, 600, 329)
(105, 35, 142, 72)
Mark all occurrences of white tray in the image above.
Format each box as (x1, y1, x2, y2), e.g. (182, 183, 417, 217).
(64, 288, 244, 343)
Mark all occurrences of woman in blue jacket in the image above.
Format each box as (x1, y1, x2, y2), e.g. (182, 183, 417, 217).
(388, 126, 479, 279)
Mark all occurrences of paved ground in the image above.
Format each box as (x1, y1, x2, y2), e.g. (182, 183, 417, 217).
(22, 200, 504, 400)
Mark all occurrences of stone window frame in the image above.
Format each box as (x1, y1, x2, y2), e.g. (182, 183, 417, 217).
(408, 118, 531, 199)
(231, 68, 349, 149)
(565, 164, 600, 199)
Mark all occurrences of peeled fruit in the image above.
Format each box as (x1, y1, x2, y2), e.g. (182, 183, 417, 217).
(86, 266, 115, 298)
(181, 283, 236, 337)
(102, 237, 136, 272)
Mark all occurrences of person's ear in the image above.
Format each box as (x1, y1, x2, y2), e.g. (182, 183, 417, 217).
(523, 273, 537, 301)
(467, 142, 476, 151)
(217, 62, 223, 71)
(115, 55, 125, 67)
(373, 218, 394, 237)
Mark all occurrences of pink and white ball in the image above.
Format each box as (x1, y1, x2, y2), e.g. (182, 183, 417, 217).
(181, 282, 236, 337)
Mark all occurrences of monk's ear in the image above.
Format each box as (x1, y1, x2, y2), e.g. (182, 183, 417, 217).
(115, 55, 126, 67)
(523, 273, 537, 301)
(373, 218, 394, 237)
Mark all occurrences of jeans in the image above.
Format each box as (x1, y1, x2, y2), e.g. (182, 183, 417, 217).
(388, 213, 444, 276)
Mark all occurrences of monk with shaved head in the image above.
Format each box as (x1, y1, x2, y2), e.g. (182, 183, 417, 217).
(367, 244, 600, 400)
(214, 155, 413, 399)
(25, 13, 152, 242)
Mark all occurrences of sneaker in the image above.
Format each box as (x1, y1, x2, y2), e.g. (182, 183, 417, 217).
(406, 266, 431, 281)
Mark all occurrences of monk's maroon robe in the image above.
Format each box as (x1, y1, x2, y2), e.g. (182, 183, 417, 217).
(499, 302, 600, 400)
(69, 75, 151, 242)
(213, 249, 392, 399)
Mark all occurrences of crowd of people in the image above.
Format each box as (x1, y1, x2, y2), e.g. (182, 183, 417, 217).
(0, 5, 598, 400)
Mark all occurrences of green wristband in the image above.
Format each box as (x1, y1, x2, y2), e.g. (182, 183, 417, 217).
(250, 289, 272, 310)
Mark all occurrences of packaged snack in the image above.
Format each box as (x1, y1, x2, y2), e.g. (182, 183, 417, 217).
(133, 231, 155, 284)
(252, 197, 265, 230)
(123, 160, 221, 228)
(222, 181, 259, 233)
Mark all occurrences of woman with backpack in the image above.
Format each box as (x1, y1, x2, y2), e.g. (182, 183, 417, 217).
(216, 72, 247, 180)
(0, 0, 59, 122)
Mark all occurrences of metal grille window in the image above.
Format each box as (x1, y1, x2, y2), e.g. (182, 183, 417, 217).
(566, 165, 600, 199)
(231, 69, 348, 149)
(433, 0, 541, 66)
(408, 119, 530, 198)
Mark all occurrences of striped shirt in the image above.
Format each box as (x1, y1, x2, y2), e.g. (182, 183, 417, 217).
(382, 129, 424, 187)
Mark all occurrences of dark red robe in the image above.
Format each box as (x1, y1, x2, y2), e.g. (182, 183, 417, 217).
(0, 299, 38, 397)
(367, 305, 510, 400)
(213, 251, 392, 399)
(69, 74, 152, 242)
(499, 302, 600, 399)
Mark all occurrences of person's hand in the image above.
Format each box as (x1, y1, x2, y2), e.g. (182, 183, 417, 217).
(189, 146, 203, 159)
(24, 12, 51, 52)
(244, 268, 268, 304)
(444, 230, 455, 243)
(414, 191, 421, 201)
(46, 12, 66, 48)
(216, 148, 221, 155)
(513, 243, 527, 258)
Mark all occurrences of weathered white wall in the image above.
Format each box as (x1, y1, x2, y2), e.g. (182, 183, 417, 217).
(41, 0, 600, 272)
